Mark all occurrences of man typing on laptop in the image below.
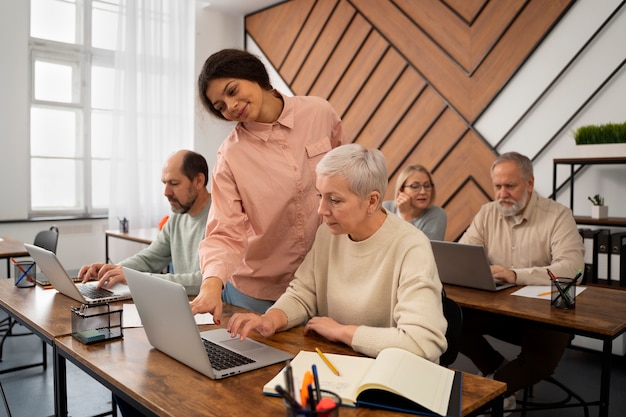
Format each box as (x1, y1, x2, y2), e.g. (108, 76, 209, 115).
(457, 152, 584, 414)
(79, 150, 211, 296)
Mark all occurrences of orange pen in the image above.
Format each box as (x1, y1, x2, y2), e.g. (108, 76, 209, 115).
(299, 370, 314, 408)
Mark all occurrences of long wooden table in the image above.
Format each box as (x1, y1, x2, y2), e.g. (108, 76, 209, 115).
(444, 284, 626, 417)
(0, 237, 29, 277)
(54, 304, 506, 417)
(0, 279, 506, 417)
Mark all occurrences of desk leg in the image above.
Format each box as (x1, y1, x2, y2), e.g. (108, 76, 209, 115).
(54, 344, 68, 417)
(491, 396, 504, 417)
(105, 235, 110, 264)
(599, 339, 612, 417)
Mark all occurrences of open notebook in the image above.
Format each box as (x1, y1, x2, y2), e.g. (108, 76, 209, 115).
(264, 348, 462, 417)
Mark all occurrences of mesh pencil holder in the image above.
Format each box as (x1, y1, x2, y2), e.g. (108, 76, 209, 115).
(71, 303, 123, 345)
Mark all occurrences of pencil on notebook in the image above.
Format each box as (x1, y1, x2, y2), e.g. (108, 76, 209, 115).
(315, 347, 340, 376)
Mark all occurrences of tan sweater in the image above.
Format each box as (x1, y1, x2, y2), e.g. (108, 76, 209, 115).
(270, 212, 447, 361)
(460, 192, 584, 285)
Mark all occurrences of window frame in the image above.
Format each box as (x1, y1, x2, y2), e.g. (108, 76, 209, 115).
(28, 0, 116, 218)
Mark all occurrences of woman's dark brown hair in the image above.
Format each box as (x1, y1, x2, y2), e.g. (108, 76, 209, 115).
(197, 49, 273, 120)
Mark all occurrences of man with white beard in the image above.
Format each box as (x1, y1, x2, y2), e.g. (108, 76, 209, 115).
(456, 151, 584, 414)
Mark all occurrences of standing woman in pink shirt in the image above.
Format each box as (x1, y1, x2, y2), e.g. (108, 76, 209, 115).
(192, 49, 343, 323)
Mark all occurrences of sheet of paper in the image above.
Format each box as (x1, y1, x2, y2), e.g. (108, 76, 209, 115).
(122, 303, 214, 328)
(511, 285, 587, 300)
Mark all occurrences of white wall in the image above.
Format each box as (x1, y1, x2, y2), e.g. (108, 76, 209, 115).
(0, 1, 30, 221)
(193, 5, 240, 182)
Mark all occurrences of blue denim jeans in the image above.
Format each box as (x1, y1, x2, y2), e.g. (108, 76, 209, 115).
(221, 281, 275, 313)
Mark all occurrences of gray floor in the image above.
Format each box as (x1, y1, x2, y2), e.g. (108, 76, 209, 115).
(0, 318, 625, 417)
(450, 336, 626, 417)
(0, 317, 117, 417)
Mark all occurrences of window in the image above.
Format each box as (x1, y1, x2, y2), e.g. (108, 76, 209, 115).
(29, 0, 119, 216)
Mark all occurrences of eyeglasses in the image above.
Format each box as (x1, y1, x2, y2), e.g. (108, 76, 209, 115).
(402, 182, 433, 191)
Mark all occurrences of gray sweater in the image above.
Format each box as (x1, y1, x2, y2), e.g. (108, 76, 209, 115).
(120, 200, 210, 295)
(382, 201, 447, 240)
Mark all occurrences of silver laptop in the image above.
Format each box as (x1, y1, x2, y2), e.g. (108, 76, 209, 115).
(430, 241, 515, 291)
(25, 244, 132, 304)
(123, 267, 293, 379)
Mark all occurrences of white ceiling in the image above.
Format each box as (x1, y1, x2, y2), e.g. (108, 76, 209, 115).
(197, 0, 282, 16)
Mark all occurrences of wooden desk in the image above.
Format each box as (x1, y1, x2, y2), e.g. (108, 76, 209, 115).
(444, 284, 626, 417)
(0, 280, 125, 414)
(0, 237, 29, 277)
(54, 305, 506, 417)
(104, 228, 159, 263)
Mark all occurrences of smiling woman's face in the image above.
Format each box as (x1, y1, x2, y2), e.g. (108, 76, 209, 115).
(205, 78, 264, 123)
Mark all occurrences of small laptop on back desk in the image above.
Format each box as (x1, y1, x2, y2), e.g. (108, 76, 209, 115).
(123, 267, 293, 379)
(25, 244, 132, 304)
(430, 241, 515, 291)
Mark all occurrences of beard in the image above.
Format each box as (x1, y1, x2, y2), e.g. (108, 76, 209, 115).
(496, 190, 528, 217)
(168, 191, 197, 214)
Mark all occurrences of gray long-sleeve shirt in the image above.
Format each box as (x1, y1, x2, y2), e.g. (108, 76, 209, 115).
(120, 200, 210, 295)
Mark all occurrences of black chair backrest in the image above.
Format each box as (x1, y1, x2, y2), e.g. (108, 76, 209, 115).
(33, 226, 59, 254)
(440, 291, 463, 367)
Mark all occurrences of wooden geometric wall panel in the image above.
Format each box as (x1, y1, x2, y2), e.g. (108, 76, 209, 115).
(245, 0, 574, 240)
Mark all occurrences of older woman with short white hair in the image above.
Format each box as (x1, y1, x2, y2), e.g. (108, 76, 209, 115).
(227, 144, 447, 361)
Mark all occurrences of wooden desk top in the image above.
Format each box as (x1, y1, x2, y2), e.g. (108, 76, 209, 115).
(444, 284, 626, 338)
(0, 280, 124, 343)
(0, 237, 29, 258)
(105, 228, 159, 244)
(55, 305, 505, 417)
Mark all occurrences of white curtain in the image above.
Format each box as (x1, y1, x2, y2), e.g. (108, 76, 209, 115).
(109, 0, 195, 230)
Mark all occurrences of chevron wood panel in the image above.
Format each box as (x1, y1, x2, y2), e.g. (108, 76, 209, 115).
(327, 31, 388, 115)
(279, 0, 338, 84)
(290, 0, 355, 94)
(307, 12, 371, 98)
(357, 69, 426, 151)
(351, 0, 573, 121)
(379, 87, 446, 173)
(442, 179, 492, 241)
(441, 0, 488, 25)
(244, 0, 316, 67)
(245, 0, 573, 239)
(340, 48, 406, 143)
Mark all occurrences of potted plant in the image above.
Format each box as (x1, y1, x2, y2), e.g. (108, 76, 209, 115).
(572, 122, 626, 158)
(574, 122, 626, 145)
(588, 194, 608, 219)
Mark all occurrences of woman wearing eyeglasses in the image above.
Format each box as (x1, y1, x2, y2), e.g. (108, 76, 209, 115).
(383, 164, 447, 240)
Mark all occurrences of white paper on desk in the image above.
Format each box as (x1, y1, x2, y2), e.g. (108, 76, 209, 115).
(122, 303, 214, 328)
(511, 285, 587, 300)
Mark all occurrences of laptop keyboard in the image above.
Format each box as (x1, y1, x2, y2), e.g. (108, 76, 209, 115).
(202, 338, 255, 371)
(78, 285, 115, 299)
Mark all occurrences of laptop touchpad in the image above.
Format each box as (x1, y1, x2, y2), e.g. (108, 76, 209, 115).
(219, 338, 264, 351)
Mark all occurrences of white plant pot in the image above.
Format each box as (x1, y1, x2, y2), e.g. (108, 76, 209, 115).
(591, 205, 608, 219)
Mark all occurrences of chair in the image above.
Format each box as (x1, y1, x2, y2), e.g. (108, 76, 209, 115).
(517, 335, 590, 417)
(440, 290, 463, 367)
(0, 226, 59, 370)
(0, 381, 12, 417)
